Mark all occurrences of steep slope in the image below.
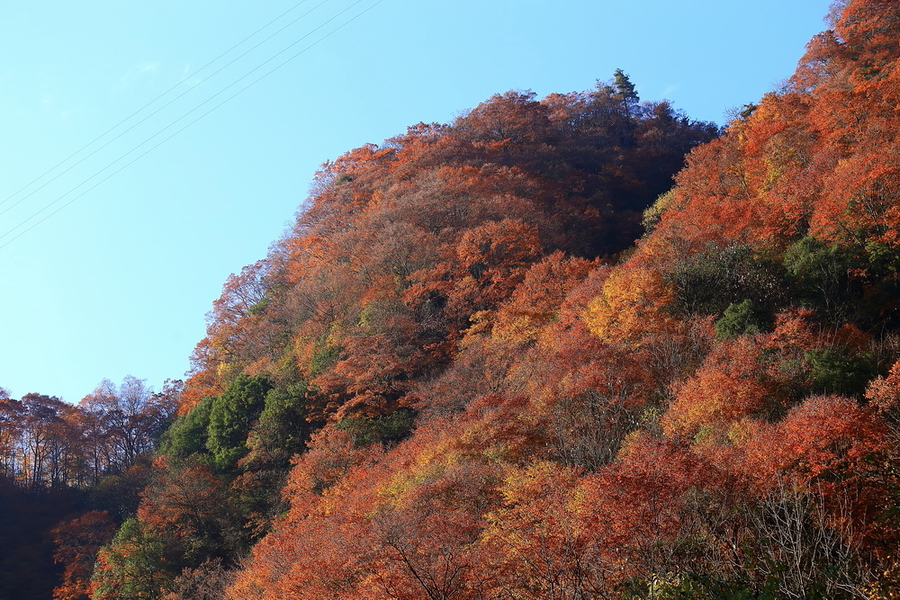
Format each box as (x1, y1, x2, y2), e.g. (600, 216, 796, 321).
(88, 1, 900, 598)
(86, 75, 718, 599)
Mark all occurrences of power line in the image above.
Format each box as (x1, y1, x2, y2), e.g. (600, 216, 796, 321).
(0, 0, 385, 251)
(0, 0, 384, 249)
(0, 0, 325, 215)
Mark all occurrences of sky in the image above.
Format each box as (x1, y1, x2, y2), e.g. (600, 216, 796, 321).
(0, 0, 833, 402)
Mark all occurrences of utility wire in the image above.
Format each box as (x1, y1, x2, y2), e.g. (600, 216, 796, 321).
(0, 0, 377, 241)
(0, 0, 385, 251)
(0, 0, 332, 218)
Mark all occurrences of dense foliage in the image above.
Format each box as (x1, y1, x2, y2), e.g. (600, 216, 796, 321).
(0, 378, 179, 600)
(4, 1, 900, 598)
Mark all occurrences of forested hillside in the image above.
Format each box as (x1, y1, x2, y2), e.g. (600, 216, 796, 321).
(86, 66, 718, 600)
(0, 379, 179, 600)
(3, 0, 900, 598)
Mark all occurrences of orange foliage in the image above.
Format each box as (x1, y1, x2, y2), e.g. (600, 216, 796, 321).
(51, 511, 116, 600)
(663, 336, 770, 440)
(491, 251, 597, 344)
(180, 350, 224, 415)
(129, 6, 900, 595)
(866, 358, 900, 417)
(227, 431, 385, 600)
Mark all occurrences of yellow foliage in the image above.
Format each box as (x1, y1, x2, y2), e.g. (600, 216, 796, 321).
(864, 556, 900, 599)
(641, 189, 677, 234)
(583, 263, 674, 345)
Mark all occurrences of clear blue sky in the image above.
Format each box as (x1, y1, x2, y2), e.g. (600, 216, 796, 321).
(0, 0, 831, 402)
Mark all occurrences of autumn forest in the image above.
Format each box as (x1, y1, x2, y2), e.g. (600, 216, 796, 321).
(3, 1, 900, 598)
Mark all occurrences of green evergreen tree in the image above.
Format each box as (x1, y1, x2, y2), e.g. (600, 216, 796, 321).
(206, 375, 272, 471)
(91, 518, 173, 600)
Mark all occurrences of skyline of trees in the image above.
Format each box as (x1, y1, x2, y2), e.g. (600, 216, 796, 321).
(0, 376, 179, 490)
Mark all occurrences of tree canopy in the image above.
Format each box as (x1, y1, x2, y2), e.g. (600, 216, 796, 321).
(7, 2, 900, 597)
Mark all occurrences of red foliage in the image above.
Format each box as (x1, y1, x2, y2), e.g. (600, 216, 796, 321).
(573, 434, 716, 589)
(739, 395, 884, 485)
(51, 511, 117, 600)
